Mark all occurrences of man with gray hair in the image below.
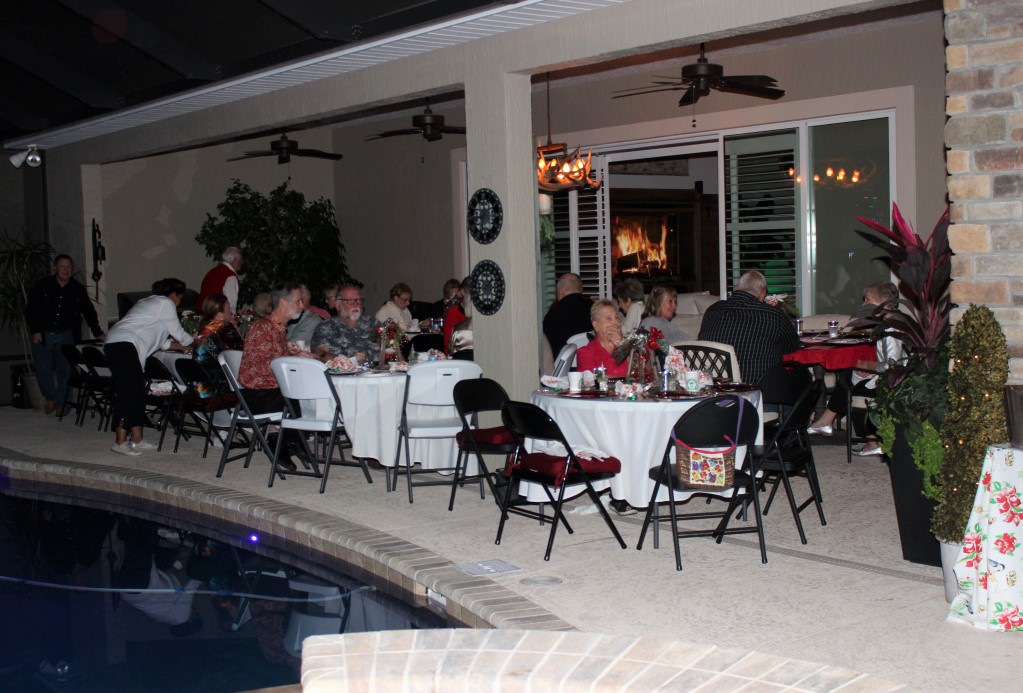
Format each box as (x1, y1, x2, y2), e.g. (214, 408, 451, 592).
(196, 246, 243, 311)
(543, 272, 594, 356)
(698, 270, 799, 384)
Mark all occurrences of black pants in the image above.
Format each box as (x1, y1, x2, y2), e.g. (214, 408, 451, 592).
(826, 372, 876, 436)
(105, 341, 145, 430)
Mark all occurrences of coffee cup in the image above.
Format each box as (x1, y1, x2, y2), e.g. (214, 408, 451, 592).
(683, 370, 702, 392)
(568, 372, 584, 392)
(294, 340, 307, 352)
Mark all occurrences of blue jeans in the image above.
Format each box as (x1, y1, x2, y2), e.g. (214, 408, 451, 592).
(32, 330, 74, 406)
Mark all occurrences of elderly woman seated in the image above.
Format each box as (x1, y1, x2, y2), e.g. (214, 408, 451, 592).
(640, 285, 691, 344)
(575, 299, 629, 377)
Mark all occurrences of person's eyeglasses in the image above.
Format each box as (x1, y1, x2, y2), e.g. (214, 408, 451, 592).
(339, 298, 363, 304)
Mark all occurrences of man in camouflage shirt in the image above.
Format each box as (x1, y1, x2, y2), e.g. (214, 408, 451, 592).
(311, 283, 380, 365)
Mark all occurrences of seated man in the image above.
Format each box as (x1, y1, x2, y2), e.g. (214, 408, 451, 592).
(312, 283, 380, 364)
(698, 270, 799, 385)
(239, 283, 313, 469)
(543, 272, 594, 357)
(286, 284, 323, 347)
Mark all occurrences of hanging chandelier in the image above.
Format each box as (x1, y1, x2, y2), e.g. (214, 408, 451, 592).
(536, 73, 601, 192)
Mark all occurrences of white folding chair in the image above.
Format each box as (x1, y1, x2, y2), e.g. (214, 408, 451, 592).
(551, 343, 577, 378)
(392, 360, 483, 502)
(270, 356, 369, 493)
(565, 331, 592, 369)
(215, 350, 283, 479)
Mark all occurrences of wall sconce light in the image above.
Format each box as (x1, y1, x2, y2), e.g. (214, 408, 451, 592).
(10, 146, 42, 168)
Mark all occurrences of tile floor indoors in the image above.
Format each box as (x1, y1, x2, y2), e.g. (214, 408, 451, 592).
(0, 406, 1017, 691)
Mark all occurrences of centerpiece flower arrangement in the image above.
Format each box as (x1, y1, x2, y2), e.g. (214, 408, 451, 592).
(764, 293, 799, 318)
(612, 326, 666, 384)
(377, 320, 407, 363)
(236, 309, 257, 339)
(179, 309, 201, 337)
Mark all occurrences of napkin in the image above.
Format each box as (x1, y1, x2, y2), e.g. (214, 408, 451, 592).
(541, 375, 569, 390)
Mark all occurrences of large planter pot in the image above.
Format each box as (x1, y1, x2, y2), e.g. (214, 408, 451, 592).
(22, 372, 47, 411)
(940, 540, 962, 603)
(888, 431, 941, 566)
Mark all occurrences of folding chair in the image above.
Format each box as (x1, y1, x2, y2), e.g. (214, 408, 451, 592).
(270, 356, 367, 493)
(840, 369, 878, 463)
(173, 358, 237, 456)
(498, 401, 627, 561)
(551, 343, 577, 379)
(58, 344, 92, 424)
(391, 360, 483, 502)
(752, 378, 826, 544)
(564, 331, 592, 369)
(671, 340, 741, 381)
(79, 345, 114, 430)
(215, 351, 284, 479)
(449, 378, 517, 511)
(143, 356, 181, 451)
(636, 395, 762, 570)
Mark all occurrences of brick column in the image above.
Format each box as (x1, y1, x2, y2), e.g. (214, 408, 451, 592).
(944, 0, 1023, 382)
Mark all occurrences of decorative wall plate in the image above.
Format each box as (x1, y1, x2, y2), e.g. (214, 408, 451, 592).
(467, 188, 502, 244)
(469, 259, 505, 316)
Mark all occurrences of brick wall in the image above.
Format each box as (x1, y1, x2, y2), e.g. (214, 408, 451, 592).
(944, 0, 1023, 383)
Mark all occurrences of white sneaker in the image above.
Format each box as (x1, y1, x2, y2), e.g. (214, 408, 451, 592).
(111, 442, 141, 457)
(131, 440, 156, 452)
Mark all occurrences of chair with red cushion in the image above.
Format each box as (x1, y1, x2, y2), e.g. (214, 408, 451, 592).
(498, 401, 627, 561)
(450, 378, 517, 511)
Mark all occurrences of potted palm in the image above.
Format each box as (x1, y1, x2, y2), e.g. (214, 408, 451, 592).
(0, 228, 54, 408)
(854, 204, 951, 566)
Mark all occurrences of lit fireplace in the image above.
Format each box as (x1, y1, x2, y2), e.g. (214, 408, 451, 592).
(611, 214, 673, 277)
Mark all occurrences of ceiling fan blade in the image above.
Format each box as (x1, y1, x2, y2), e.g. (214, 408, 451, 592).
(677, 86, 700, 107)
(437, 125, 466, 135)
(292, 149, 343, 160)
(715, 80, 785, 100)
(226, 151, 275, 162)
(613, 84, 686, 99)
(722, 74, 779, 84)
(365, 128, 423, 141)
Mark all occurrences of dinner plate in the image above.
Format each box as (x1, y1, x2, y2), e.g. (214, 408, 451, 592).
(556, 390, 610, 399)
(715, 382, 755, 392)
(652, 390, 711, 400)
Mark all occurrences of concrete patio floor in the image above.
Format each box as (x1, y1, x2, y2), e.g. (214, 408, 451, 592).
(0, 405, 1017, 691)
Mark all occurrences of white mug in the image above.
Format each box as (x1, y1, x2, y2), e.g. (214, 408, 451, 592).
(683, 370, 701, 392)
(568, 372, 584, 392)
(294, 340, 307, 352)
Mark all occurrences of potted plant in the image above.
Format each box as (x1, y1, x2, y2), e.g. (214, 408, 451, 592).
(854, 204, 952, 566)
(195, 180, 351, 308)
(935, 304, 1007, 599)
(0, 228, 54, 408)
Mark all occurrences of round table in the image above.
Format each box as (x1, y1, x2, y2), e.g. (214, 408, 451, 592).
(524, 389, 763, 507)
(329, 371, 471, 474)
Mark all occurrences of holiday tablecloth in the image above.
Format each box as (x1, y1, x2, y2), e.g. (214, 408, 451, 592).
(948, 444, 1023, 631)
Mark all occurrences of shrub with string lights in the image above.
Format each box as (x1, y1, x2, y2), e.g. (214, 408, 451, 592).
(932, 304, 1008, 543)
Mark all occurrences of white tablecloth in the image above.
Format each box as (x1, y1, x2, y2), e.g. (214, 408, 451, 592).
(524, 390, 763, 507)
(329, 371, 469, 473)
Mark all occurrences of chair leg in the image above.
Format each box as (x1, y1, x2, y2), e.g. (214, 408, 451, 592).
(404, 435, 414, 503)
(584, 482, 626, 551)
(543, 484, 572, 561)
(495, 472, 516, 546)
(777, 466, 808, 544)
(637, 464, 665, 551)
(216, 414, 241, 478)
(447, 447, 466, 512)
(267, 427, 288, 488)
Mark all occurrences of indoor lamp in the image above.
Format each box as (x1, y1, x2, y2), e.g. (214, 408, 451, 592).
(536, 73, 601, 192)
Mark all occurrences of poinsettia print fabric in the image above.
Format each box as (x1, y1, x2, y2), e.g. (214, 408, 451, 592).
(948, 444, 1023, 631)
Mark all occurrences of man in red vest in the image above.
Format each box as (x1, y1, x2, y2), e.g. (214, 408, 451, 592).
(196, 247, 243, 311)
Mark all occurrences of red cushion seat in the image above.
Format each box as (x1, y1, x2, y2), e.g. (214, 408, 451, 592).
(457, 425, 515, 447)
(510, 452, 621, 487)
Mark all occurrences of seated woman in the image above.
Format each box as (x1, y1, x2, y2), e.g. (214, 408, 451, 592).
(807, 281, 903, 456)
(442, 281, 468, 355)
(575, 299, 629, 377)
(614, 277, 645, 334)
(375, 282, 420, 331)
(640, 285, 691, 344)
(193, 293, 244, 395)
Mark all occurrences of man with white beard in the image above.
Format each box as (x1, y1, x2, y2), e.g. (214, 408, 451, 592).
(311, 283, 381, 365)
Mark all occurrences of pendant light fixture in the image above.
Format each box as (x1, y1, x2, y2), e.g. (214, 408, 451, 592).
(536, 73, 601, 192)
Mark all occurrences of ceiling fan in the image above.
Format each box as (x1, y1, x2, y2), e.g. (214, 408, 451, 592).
(366, 99, 466, 142)
(226, 133, 342, 164)
(613, 43, 785, 107)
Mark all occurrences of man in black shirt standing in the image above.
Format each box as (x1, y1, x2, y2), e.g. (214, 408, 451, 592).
(698, 270, 799, 385)
(26, 254, 105, 414)
(543, 273, 594, 357)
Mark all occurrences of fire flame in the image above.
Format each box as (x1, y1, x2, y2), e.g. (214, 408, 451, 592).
(611, 218, 668, 274)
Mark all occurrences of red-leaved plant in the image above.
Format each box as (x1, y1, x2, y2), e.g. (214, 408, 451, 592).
(853, 203, 952, 385)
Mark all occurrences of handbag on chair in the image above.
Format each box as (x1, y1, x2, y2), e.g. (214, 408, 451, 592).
(673, 397, 744, 489)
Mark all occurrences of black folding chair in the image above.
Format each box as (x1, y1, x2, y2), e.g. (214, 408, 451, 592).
(637, 395, 762, 570)
(58, 344, 91, 424)
(143, 356, 181, 451)
(449, 378, 517, 511)
(80, 346, 114, 430)
(498, 401, 627, 561)
(173, 358, 237, 457)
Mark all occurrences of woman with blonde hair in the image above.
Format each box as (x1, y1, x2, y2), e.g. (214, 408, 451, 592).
(640, 285, 691, 344)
